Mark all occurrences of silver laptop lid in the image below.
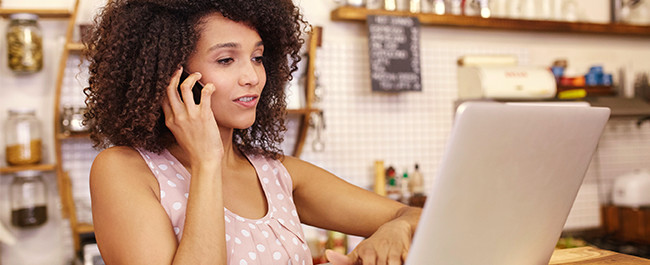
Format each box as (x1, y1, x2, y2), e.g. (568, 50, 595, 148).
(406, 102, 610, 265)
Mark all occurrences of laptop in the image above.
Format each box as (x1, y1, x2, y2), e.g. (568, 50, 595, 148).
(405, 101, 610, 265)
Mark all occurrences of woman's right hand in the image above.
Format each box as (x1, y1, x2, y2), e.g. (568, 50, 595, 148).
(162, 67, 223, 167)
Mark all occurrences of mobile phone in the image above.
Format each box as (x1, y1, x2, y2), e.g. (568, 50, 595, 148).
(177, 70, 204, 104)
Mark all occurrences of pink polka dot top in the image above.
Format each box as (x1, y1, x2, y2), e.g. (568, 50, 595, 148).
(137, 148, 313, 265)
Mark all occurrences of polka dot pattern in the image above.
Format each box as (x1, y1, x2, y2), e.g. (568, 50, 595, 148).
(136, 148, 312, 265)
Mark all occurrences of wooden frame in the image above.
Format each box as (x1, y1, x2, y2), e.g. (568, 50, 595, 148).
(52, 0, 87, 253)
(292, 26, 323, 157)
(0, 8, 71, 19)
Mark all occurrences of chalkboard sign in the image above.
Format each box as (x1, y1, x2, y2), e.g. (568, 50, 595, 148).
(367, 15, 422, 92)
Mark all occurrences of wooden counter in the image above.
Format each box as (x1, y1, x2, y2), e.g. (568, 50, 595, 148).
(550, 247, 650, 264)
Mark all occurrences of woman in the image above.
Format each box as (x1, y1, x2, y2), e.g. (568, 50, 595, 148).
(85, 0, 421, 264)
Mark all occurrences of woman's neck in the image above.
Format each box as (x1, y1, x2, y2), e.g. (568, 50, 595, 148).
(166, 127, 244, 171)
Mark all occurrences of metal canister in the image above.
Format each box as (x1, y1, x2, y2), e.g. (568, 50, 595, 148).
(6, 13, 43, 73)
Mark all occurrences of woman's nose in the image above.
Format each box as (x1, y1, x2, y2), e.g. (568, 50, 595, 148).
(238, 61, 261, 87)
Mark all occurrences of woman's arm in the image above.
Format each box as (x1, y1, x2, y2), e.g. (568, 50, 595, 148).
(91, 147, 223, 265)
(91, 69, 227, 265)
(283, 156, 422, 264)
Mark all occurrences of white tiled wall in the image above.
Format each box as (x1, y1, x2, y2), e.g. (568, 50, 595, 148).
(298, 40, 529, 191)
(292, 39, 617, 231)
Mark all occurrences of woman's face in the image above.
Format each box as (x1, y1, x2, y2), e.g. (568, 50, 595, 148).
(186, 13, 266, 130)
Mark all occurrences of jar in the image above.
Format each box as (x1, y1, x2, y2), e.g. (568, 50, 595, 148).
(6, 13, 43, 73)
(10, 170, 48, 228)
(70, 107, 89, 133)
(4, 108, 42, 166)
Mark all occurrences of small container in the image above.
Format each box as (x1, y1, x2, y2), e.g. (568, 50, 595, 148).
(603, 74, 613, 86)
(11, 170, 48, 228)
(366, 0, 383, 9)
(346, 0, 365, 7)
(61, 105, 91, 134)
(585, 73, 600, 86)
(572, 76, 586, 87)
(384, 0, 397, 10)
(6, 13, 43, 73)
(4, 108, 42, 166)
(61, 105, 74, 133)
(410, 0, 421, 12)
(396, 0, 409, 11)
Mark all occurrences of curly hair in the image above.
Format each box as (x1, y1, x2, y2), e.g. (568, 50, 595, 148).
(83, 0, 308, 159)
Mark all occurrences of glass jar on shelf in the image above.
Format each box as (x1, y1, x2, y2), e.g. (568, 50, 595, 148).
(6, 13, 43, 74)
(4, 108, 43, 166)
(11, 170, 48, 228)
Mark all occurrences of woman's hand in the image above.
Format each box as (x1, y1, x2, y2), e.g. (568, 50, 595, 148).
(326, 219, 414, 265)
(162, 67, 223, 167)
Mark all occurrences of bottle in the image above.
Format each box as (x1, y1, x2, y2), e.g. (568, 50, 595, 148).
(374, 160, 387, 196)
(4, 108, 43, 166)
(346, 0, 365, 7)
(410, 0, 421, 12)
(326, 231, 347, 255)
(386, 177, 401, 201)
(400, 171, 411, 204)
(478, 0, 491, 18)
(11, 170, 48, 228)
(433, 0, 446, 15)
(409, 163, 424, 195)
(6, 13, 43, 73)
(384, 0, 397, 11)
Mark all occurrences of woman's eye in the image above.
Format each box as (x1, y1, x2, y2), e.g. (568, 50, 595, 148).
(217, 58, 234, 65)
(252, 56, 264, 63)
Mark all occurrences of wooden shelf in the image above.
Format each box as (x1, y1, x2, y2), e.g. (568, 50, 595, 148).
(331, 6, 650, 37)
(585, 97, 650, 117)
(0, 8, 71, 19)
(75, 223, 94, 234)
(66, 42, 84, 52)
(57, 132, 90, 140)
(0, 164, 56, 174)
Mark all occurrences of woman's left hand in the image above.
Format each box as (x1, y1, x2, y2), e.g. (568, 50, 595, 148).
(326, 219, 414, 265)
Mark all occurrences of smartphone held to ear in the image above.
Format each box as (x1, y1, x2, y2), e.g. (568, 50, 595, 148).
(178, 70, 204, 104)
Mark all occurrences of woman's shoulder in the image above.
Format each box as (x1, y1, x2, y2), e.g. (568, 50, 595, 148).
(90, 146, 156, 189)
(93, 146, 145, 168)
(279, 155, 324, 180)
(279, 155, 305, 170)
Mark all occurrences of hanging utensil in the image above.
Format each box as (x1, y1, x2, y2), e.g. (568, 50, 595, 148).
(310, 111, 326, 152)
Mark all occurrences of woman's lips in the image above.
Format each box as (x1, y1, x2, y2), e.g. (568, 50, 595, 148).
(234, 95, 258, 108)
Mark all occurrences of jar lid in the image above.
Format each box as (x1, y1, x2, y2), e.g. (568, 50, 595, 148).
(9, 13, 39, 21)
(14, 170, 41, 178)
(7, 108, 36, 115)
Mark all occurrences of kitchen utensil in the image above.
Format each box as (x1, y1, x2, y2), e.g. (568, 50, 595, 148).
(310, 111, 325, 152)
